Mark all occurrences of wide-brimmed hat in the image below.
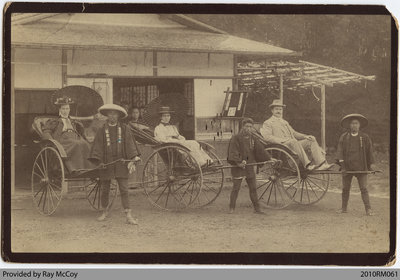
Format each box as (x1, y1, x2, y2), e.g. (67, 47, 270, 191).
(54, 96, 74, 106)
(269, 99, 286, 108)
(159, 106, 175, 114)
(98, 104, 128, 119)
(341, 113, 368, 129)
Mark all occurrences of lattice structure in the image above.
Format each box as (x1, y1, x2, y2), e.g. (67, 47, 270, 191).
(237, 60, 375, 92)
(236, 59, 375, 150)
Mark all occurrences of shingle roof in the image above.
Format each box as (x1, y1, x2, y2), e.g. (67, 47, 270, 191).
(11, 16, 297, 56)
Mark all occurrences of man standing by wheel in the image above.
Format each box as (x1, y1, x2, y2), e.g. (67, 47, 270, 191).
(89, 104, 141, 225)
(227, 118, 275, 214)
(336, 114, 375, 216)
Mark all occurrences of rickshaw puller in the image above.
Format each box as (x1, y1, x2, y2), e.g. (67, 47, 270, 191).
(89, 104, 141, 225)
(227, 118, 276, 214)
(336, 114, 375, 216)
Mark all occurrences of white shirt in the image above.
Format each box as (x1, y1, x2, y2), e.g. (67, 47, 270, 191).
(154, 123, 185, 142)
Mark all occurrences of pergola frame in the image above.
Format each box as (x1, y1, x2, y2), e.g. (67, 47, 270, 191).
(237, 59, 376, 150)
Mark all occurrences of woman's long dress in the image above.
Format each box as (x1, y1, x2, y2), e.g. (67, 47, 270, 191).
(154, 123, 212, 166)
(42, 117, 95, 172)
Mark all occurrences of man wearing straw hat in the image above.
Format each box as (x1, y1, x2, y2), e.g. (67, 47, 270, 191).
(336, 114, 375, 216)
(89, 104, 141, 224)
(260, 99, 333, 171)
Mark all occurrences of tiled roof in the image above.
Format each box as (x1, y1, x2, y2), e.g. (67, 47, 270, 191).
(11, 15, 297, 56)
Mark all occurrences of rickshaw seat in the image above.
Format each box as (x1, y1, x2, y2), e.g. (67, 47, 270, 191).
(32, 116, 58, 139)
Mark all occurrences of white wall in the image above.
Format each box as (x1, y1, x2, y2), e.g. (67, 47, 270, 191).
(13, 47, 234, 108)
(67, 50, 153, 76)
(14, 48, 62, 89)
(194, 79, 232, 117)
(158, 52, 233, 77)
(66, 78, 113, 104)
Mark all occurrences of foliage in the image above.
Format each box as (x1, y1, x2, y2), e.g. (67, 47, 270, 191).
(188, 14, 392, 144)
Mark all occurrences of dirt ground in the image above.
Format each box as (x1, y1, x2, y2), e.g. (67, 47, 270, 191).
(11, 179, 390, 253)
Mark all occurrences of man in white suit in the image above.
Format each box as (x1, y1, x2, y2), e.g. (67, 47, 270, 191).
(260, 99, 333, 171)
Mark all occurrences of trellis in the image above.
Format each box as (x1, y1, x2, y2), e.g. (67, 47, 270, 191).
(237, 60, 375, 149)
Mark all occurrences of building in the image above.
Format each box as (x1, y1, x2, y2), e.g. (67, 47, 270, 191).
(11, 13, 297, 189)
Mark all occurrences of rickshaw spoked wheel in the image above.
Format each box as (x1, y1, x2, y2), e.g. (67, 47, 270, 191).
(31, 146, 65, 216)
(190, 147, 224, 208)
(294, 171, 330, 205)
(256, 147, 300, 209)
(142, 145, 203, 211)
(85, 178, 118, 211)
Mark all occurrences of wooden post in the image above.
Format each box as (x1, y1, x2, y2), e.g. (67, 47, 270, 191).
(152, 51, 158, 77)
(279, 74, 283, 102)
(62, 49, 67, 87)
(233, 55, 238, 91)
(321, 84, 326, 151)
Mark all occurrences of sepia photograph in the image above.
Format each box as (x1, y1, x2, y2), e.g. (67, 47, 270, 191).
(3, 4, 396, 265)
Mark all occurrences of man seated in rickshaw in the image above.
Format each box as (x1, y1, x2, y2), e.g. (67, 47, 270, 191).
(154, 106, 212, 167)
(42, 96, 94, 172)
(127, 106, 153, 135)
(260, 99, 333, 171)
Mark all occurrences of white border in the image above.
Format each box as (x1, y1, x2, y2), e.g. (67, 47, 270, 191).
(1, 0, 399, 270)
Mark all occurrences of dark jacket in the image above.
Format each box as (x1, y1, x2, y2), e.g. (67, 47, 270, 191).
(42, 117, 86, 141)
(89, 122, 140, 179)
(336, 131, 375, 171)
(227, 132, 271, 178)
(42, 117, 94, 171)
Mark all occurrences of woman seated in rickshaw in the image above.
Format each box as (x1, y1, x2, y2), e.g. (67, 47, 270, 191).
(42, 96, 94, 172)
(154, 106, 212, 167)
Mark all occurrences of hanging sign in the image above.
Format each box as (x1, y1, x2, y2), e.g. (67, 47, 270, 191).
(221, 90, 249, 117)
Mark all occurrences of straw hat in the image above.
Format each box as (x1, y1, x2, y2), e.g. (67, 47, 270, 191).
(340, 113, 368, 129)
(159, 106, 175, 114)
(98, 104, 128, 119)
(269, 99, 286, 108)
(54, 96, 74, 106)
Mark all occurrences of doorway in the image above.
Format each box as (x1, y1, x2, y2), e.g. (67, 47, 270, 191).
(113, 78, 195, 139)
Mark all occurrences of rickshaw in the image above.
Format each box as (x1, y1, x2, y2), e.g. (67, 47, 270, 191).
(30, 86, 227, 214)
(30, 86, 119, 215)
(31, 86, 372, 215)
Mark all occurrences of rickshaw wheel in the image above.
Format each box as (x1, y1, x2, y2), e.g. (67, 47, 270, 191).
(294, 172, 330, 205)
(31, 146, 65, 216)
(257, 147, 300, 209)
(142, 145, 203, 211)
(190, 148, 224, 208)
(85, 179, 118, 211)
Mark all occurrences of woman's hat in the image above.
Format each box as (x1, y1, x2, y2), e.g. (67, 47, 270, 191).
(340, 113, 368, 129)
(98, 104, 128, 119)
(269, 99, 286, 108)
(159, 106, 175, 114)
(54, 96, 74, 105)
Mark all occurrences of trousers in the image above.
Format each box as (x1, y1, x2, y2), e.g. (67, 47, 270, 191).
(283, 139, 325, 167)
(341, 174, 371, 211)
(229, 177, 260, 211)
(100, 178, 130, 209)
